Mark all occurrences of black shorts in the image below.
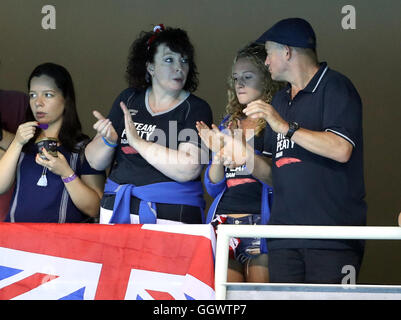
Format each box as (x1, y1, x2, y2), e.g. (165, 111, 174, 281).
(268, 248, 364, 284)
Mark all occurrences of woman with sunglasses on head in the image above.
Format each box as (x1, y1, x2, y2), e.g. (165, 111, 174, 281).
(85, 25, 213, 225)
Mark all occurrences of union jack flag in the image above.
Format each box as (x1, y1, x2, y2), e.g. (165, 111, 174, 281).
(0, 223, 215, 300)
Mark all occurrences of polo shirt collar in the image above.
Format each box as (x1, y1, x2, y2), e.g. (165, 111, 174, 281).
(303, 62, 329, 93)
(286, 62, 329, 95)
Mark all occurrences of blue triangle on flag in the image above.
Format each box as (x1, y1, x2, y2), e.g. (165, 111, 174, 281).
(59, 287, 86, 300)
(136, 294, 143, 300)
(0, 265, 23, 281)
(184, 293, 195, 300)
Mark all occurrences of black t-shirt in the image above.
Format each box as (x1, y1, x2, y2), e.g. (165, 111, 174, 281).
(263, 63, 367, 251)
(217, 131, 266, 215)
(101, 88, 213, 223)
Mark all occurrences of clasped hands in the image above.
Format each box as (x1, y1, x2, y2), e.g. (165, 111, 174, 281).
(196, 120, 250, 169)
(196, 99, 287, 168)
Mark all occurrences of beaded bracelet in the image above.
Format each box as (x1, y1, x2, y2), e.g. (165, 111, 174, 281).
(102, 136, 118, 148)
(62, 173, 77, 183)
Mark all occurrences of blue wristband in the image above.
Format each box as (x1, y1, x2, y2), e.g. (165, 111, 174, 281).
(102, 136, 118, 148)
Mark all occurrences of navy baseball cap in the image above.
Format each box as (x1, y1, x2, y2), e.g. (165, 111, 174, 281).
(256, 18, 316, 49)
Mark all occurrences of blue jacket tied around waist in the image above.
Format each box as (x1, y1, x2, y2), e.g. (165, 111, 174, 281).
(104, 178, 206, 224)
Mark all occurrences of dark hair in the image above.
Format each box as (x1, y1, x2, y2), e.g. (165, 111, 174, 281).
(25, 63, 89, 152)
(126, 26, 199, 92)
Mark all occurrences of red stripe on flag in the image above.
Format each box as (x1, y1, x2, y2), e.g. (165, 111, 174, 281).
(95, 229, 215, 299)
(146, 290, 175, 300)
(94, 255, 133, 300)
(0, 273, 58, 300)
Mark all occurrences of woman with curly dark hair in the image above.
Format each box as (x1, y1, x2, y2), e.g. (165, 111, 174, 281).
(196, 43, 285, 283)
(85, 25, 213, 225)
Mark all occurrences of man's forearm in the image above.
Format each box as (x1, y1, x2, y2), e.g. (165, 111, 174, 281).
(290, 128, 353, 163)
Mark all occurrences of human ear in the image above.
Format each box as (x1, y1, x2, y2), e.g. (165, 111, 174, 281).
(146, 62, 155, 75)
(284, 45, 292, 60)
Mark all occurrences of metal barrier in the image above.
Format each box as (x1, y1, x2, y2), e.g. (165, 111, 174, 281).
(214, 225, 401, 300)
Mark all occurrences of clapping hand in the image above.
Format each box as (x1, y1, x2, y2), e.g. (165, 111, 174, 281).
(92, 110, 118, 145)
(195, 121, 226, 153)
(120, 101, 141, 148)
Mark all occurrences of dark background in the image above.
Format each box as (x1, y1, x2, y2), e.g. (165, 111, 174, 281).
(1, 0, 400, 285)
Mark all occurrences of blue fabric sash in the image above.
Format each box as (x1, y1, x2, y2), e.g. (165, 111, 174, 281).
(104, 178, 206, 224)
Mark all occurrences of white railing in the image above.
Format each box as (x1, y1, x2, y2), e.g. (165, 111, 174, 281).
(214, 225, 401, 300)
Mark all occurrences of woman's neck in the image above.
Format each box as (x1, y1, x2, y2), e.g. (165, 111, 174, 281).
(147, 87, 186, 113)
(37, 121, 62, 140)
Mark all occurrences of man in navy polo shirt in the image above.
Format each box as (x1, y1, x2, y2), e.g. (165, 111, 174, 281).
(233, 18, 366, 284)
